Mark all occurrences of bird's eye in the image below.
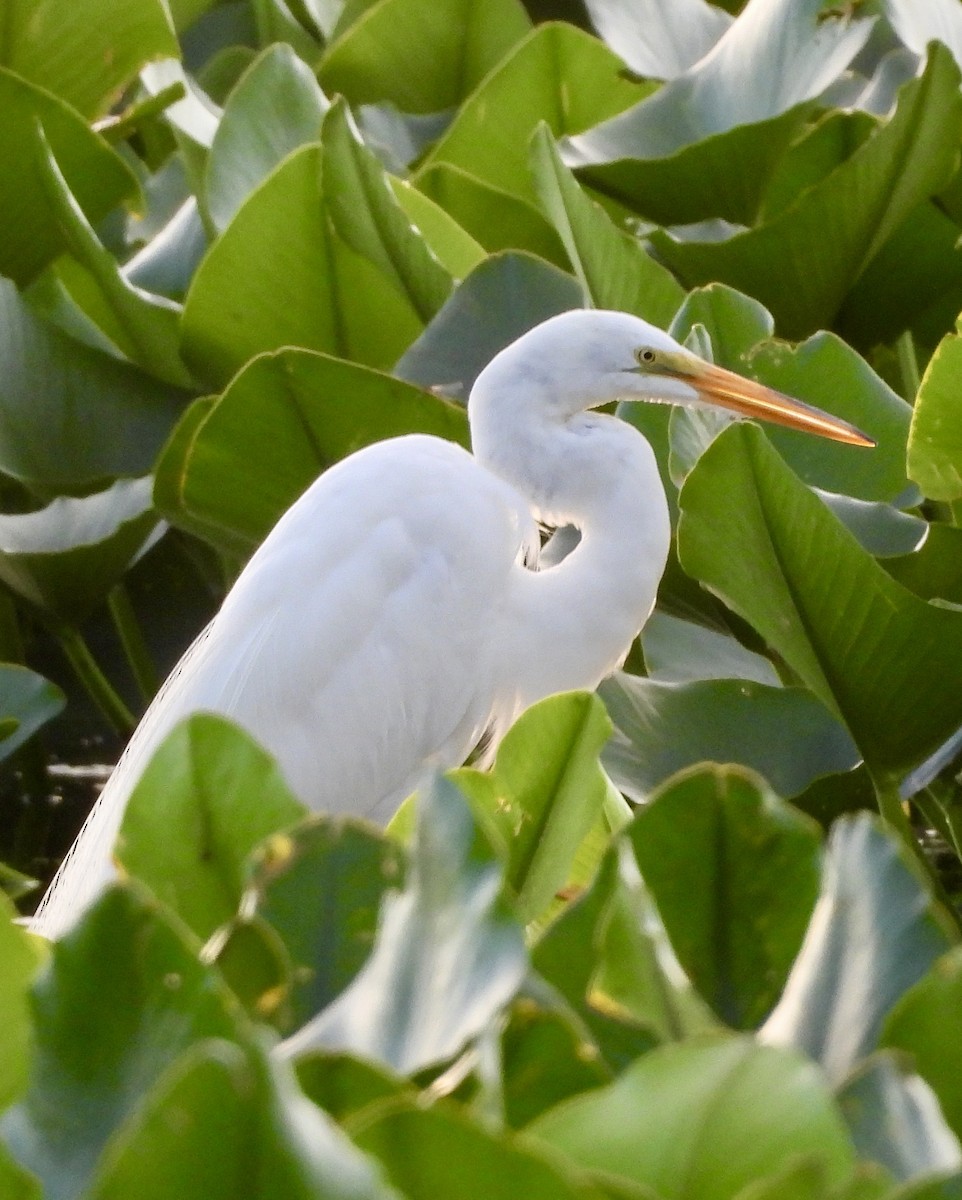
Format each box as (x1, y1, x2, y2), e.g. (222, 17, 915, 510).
(635, 347, 659, 366)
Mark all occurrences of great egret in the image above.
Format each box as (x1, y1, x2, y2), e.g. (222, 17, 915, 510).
(33, 309, 871, 938)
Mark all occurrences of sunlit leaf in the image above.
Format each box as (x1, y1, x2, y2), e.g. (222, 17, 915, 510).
(0, 893, 45, 1110)
(0, 0, 178, 119)
(205, 44, 328, 234)
(678, 423, 962, 780)
(601, 675, 858, 802)
(908, 332, 962, 501)
(280, 778, 527, 1075)
(0, 69, 138, 286)
(761, 816, 955, 1083)
(119, 715, 307, 940)
(0, 887, 243, 1200)
(318, 0, 532, 113)
(527, 1035, 856, 1198)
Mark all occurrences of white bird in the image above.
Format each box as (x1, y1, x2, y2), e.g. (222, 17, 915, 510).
(33, 309, 872, 938)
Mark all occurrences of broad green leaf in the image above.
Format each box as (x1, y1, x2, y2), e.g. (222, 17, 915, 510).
(247, 818, 404, 1026)
(814, 493, 925, 559)
(122, 199, 208, 303)
(318, 0, 532, 113)
(908, 333, 962, 501)
(837, 1055, 962, 1182)
(395, 251, 584, 401)
(416, 165, 567, 267)
(181, 144, 423, 387)
(530, 126, 683, 327)
(280, 778, 527, 1075)
(0, 664, 65, 762)
(155, 348, 468, 555)
(527, 1035, 856, 1198)
(601, 675, 858, 802)
(388, 178, 486, 279)
(119, 715, 307, 940)
(836, 202, 962, 356)
(668, 284, 774, 366)
(0, 69, 138, 286)
(641, 612, 780, 686)
(0, 479, 160, 626)
(353, 1102, 605, 1200)
(583, 0, 731, 79)
(677, 424, 962, 780)
(650, 47, 962, 338)
(295, 1051, 411, 1123)
(206, 43, 329, 233)
(883, 947, 962, 1141)
(568, 104, 809, 228)
(452, 692, 612, 924)
(322, 101, 454, 322)
(87, 1039, 397, 1200)
(532, 844, 703, 1057)
(0, 887, 243, 1200)
(0, 280, 188, 493)
(0, 1142, 40, 1200)
(0, 0, 178, 119)
(761, 816, 955, 1083)
(501, 1002, 611, 1129)
(418, 24, 648, 208)
(0, 893, 45, 1110)
(624, 766, 822, 1029)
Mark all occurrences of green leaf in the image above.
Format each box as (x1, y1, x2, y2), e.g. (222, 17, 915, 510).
(0, 0, 178, 119)
(352, 1102, 602, 1200)
(527, 1035, 856, 1198)
(416, 165, 567, 267)
(322, 100, 454, 322)
(601, 675, 858, 802)
(886, 523, 962, 604)
(388, 178, 486, 279)
(417, 23, 648, 208)
(248, 818, 404, 1026)
(395, 251, 584, 400)
(206, 43, 329, 233)
(281, 777, 527, 1075)
(318, 0, 532, 113)
(761, 815, 955, 1083)
(0, 892, 45, 1110)
(182, 144, 423, 388)
(624, 766, 822, 1029)
(0, 478, 161, 625)
(650, 46, 962, 338)
(882, 946, 962, 1142)
(908, 333, 962, 501)
(529, 125, 683, 327)
(118, 715, 307, 940)
(86, 1039, 397, 1200)
(295, 1051, 411, 1124)
(837, 1054, 961, 1183)
(0, 664, 65, 762)
(29, 121, 191, 387)
(677, 423, 962, 780)
(453, 692, 613, 924)
(155, 348, 468, 555)
(0, 280, 188, 493)
(0, 68, 139, 286)
(0, 887, 243, 1200)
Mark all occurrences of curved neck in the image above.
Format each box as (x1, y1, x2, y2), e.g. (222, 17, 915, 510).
(469, 379, 671, 711)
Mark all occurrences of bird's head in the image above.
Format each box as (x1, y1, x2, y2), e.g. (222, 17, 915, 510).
(470, 309, 874, 449)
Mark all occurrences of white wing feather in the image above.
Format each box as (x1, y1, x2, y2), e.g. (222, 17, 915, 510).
(34, 435, 536, 937)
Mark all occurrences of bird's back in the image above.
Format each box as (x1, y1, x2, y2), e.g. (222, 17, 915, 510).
(34, 435, 535, 937)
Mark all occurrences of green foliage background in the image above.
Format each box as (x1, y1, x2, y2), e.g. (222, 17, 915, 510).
(5, 0, 962, 1194)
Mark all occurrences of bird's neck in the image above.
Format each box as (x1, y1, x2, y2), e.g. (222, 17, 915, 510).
(470, 392, 671, 710)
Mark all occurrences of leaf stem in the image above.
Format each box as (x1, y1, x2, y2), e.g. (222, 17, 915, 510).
(58, 626, 136, 735)
(896, 330, 921, 402)
(107, 583, 158, 706)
